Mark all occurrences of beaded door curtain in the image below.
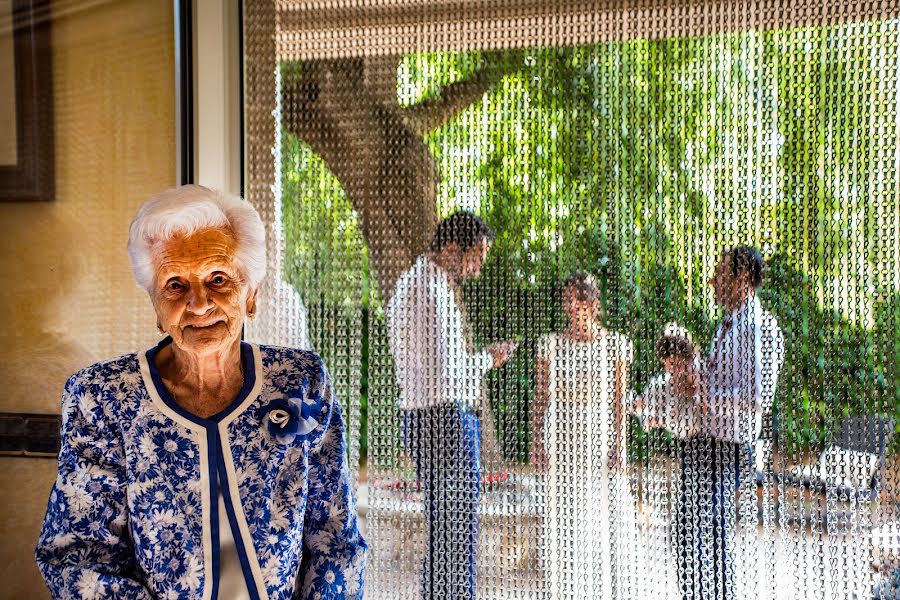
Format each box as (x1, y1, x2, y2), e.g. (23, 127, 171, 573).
(244, 2, 900, 599)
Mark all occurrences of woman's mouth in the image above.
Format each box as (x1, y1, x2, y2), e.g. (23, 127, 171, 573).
(185, 320, 224, 330)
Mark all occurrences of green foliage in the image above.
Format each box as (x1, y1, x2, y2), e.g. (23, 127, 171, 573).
(762, 254, 900, 452)
(281, 130, 369, 457)
(281, 20, 900, 464)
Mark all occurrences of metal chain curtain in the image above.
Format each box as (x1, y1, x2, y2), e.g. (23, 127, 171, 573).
(245, 2, 900, 599)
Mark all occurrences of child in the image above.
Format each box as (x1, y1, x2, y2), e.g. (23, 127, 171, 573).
(633, 323, 705, 439)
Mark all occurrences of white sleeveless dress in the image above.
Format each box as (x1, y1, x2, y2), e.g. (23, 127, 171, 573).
(537, 330, 647, 600)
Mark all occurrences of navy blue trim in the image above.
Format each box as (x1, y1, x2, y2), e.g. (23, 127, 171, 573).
(144, 338, 262, 597)
(216, 434, 262, 600)
(207, 426, 222, 600)
(145, 337, 257, 426)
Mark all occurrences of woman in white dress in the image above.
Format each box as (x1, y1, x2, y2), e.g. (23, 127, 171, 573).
(531, 272, 646, 600)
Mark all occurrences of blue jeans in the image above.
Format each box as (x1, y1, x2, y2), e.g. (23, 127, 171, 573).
(402, 405, 481, 600)
(675, 437, 751, 600)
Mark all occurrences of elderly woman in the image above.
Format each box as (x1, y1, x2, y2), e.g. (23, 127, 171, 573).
(35, 185, 366, 599)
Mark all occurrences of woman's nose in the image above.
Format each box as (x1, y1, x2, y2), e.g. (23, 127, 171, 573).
(186, 285, 213, 314)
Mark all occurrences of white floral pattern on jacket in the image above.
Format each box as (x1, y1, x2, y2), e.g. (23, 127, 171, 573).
(36, 340, 367, 600)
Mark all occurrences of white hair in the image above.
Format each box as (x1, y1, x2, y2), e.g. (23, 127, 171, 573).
(662, 322, 695, 346)
(127, 185, 267, 293)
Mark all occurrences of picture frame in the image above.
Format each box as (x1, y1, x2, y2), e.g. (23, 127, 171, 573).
(0, 0, 53, 201)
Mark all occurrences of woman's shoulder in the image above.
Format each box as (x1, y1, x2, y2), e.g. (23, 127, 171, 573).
(536, 332, 559, 343)
(637, 373, 672, 411)
(256, 343, 330, 382)
(604, 329, 634, 361)
(256, 342, 320, 358)
(65, 352, 141, 391)
(61, 353, 144, 423)
(535, 332, 559, 358)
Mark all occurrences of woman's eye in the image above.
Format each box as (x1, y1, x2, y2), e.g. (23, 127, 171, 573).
(211, 275, 227, 285)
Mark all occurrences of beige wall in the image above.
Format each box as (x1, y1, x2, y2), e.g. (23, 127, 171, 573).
(0, 0, 174, 596)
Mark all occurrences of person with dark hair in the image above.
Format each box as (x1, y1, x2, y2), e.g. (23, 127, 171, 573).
(428, 209, 496, 254)
(674, 246, 784, 600)
(531, 272, 646, 600)
(728, 245, 764, 289)
(386, 210, 517, 600)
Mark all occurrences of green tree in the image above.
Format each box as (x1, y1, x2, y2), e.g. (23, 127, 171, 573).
(282, 21, 900, 464)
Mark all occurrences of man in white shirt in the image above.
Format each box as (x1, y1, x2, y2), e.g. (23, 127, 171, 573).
(675, 246, 784, 600)
(386, 211, 517, 600)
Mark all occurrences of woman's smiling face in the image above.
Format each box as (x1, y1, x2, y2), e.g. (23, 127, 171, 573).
(149, 227, 256, 356)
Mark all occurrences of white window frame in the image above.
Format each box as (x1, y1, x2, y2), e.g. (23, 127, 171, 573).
(177, 0, 243, 195)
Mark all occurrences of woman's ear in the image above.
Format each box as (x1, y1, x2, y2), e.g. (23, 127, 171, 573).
(246, 290, 258, 318)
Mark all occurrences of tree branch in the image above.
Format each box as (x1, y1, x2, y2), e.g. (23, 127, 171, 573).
(363, 56, 402, 106)
(403, 67, 502, 136)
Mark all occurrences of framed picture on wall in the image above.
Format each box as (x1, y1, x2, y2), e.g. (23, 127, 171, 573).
(0, 0, 53, 201)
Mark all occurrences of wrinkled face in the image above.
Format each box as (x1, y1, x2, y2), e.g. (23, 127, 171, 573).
(149, 227, 255, 356)
(458, 239, 490, 281)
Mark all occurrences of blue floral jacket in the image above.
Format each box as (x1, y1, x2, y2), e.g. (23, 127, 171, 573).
(36, 339, 367, 599)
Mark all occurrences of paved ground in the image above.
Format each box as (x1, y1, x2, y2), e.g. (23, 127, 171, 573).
(356, 469, 899, 600)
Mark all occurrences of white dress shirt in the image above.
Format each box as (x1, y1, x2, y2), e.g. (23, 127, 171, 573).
(386, 255, 493, 410)
(702, 295, 784, 444)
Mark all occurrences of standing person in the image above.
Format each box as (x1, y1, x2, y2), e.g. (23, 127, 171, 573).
(675, 246, 784, 600)
(386, 210, 518, 600)
(530, 272, 646, 600)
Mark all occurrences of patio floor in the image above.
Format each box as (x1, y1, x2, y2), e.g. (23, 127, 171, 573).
(356, 455, 900, 600)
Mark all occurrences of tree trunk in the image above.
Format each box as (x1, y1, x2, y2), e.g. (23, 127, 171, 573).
(281, 56, 503, 301)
